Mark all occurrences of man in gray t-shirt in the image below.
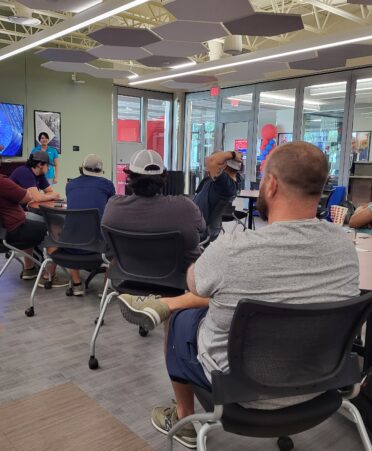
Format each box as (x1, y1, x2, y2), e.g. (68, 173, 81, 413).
(118, 142, 359, 448)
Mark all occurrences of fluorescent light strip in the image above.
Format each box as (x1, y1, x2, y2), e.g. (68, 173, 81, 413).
(170, 61, 197, 70)
(127, 73, 139, 79)
(73, 0, 103, 13)
(130, 34, 372, 86)
(310, 81, 347, 89)
(0, 0, 150, 62)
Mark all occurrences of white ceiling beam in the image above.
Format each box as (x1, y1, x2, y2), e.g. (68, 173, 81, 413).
(299, 0, 368, 25)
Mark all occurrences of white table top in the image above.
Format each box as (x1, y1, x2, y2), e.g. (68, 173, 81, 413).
(237, 189, 259, 199)
(345, 230, 372, 291)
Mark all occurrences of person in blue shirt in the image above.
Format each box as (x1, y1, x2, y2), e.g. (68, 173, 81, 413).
(31, 132, 60, 186)
(62, 154, 115, 295)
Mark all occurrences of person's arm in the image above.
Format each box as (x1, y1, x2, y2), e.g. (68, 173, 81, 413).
(186, 264, 199, 296)
(27, 186, 60, 202)
(53, 155, 59, 184)
(206, 151, 242, 179)
(20, 191, 32, 205)
(349, 205, 372, 229)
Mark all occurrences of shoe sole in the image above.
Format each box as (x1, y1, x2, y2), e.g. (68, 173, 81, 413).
(22, 275, 38, 280)
(119, 298, 156, 331)
(37, 281, 70, 288)
(150, 418, 197, 449)
(73, 291, 84, 296)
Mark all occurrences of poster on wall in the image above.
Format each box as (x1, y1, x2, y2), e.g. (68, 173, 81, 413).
(34, 110, 61, 154)
(277, 133, 293, 146)
(351, 131, 371, 162)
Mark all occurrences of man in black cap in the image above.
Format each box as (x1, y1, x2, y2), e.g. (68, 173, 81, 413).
(10, 151, 61, 202)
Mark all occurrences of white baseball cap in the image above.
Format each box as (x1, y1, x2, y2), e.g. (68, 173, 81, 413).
(129, 149, 164, 175)
(226, 159, 242, 171)
(82, 154, 104, 177)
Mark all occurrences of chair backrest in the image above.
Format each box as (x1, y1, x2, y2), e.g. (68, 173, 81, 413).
(207, 199, 230, 242)
(164, 171, 185, 195)
(211, 293, 372, 405)
(39, 206, 105, 253)
(101, 225, 187, 290)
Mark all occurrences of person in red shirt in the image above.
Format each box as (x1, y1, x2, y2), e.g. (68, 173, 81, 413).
(0, 175, 46, 279)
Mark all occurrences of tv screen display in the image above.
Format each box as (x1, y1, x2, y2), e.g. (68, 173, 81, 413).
(0, 102, 24, 157)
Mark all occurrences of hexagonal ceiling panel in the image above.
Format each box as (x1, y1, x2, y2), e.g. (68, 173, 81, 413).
(88, 27, 161, 47)
(165, 0, 254, 22)
(144, 41, 207, 58)
(36, 48, 95, 63)
(87, 68, 132, 79)
(41, 61, 131, 79)
(348, 0, 372, 4)
(137, 55, 191, 68)
(216, 61, 288, 82)
(87, 45, 150, 61)
(154, 21, 226, 43)
(289, 54, 346, 71)
(18, 0, 102, 13)
(224, 12, 304, 37)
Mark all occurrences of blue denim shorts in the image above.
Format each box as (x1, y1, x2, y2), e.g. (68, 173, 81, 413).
(166, 307, 212, 391)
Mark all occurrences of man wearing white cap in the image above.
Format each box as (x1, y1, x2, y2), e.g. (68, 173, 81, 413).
(102, 149, 206, 269)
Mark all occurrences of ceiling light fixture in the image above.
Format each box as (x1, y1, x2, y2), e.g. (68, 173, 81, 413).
(170, 61, 197, 70)
(0, 0, 150, 62)
(73, 1, 103, 13)
(127, 73, 139, 79)
(130, 32, 372, 86)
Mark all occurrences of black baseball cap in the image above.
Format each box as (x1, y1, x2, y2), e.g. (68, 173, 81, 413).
(29, 151, 49, 165)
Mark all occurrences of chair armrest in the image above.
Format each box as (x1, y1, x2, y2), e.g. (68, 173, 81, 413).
(339, 383, 361, 400)
(200, 235, 210, 251)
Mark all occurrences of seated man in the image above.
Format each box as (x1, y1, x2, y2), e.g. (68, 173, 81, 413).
(102, 149, 206, 271)
(0, 174, 46, 279)
(59, 154, 115, 295)
(194, 151, 242, 240)
(10, 151, 61, 202)
(119, 142, 359, 449)
(349, 202, 372, 232)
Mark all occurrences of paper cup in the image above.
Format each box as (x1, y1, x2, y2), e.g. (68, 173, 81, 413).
(330, 205, 348, 226)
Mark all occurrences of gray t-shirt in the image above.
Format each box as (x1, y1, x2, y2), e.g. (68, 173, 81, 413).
(102, 194, 206, 268)
(194, 219, 360, 409)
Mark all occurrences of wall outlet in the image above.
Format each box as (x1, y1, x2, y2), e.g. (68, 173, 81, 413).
(73, 145, 79, 152)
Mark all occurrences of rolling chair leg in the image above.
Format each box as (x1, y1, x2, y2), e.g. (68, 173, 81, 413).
(26, 257, 52, 317)
(88, 290, 118, 370)
(94, 278, 110, 325)
(0, 250, 16, 277)
(197, 422, 223, 451)
(340, 400, 372, 451)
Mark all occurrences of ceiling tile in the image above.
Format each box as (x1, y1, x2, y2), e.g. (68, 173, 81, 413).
(166, 0, 254, 22)
(331, 44, 372, 60)
(154, 21, 226, 43)
(85, 67, 132, 79)
(36, 48, 95, 63)
(89, 26, 161, 47)
(137, 55, 191, 68)
(144, 41, 207, 58)
(224, 12, 304, 36)
(289, 55, 346, 70)
(216, 61, 288, 82)
(347, 0, 372, 4)
(41, 61, 93, 73)
(18, 0, 102, 12)
(87, 45, 150, 60)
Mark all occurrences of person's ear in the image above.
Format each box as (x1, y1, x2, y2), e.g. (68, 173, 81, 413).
(265, 174, 278, 200)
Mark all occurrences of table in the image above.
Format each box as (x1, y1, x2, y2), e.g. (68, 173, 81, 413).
(28, 200, 67, 214)
(237, 190, 259, 230)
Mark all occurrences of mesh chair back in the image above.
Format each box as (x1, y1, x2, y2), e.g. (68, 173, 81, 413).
(39, 206, 104, 253)
(208, 199, 230, 241)
(212, 293, 372, 405)
(102, 225, 187, 289)
(164, 171, 185, 195)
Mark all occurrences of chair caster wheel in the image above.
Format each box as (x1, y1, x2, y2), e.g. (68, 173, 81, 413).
(277, 436, 294, 451)
(94, 317, 104, 325)
(66, 287, 73, 296)
(139, 326, 149, 337)
(44, 281, 52, 289)
(89, 356, 99, 370)
(25, 307, 34, 317)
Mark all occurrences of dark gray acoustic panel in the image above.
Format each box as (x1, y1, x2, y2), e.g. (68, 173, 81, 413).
(88, 45, 150, 60)
(348, 0, 372, 4)
(289, 54, 346, 70)
(18, 0, 101, 12)
(330, 44, 372, 59)
(87, 67, 132, 78)
(216, 61, 288, 82)
(154, 21, 226, 43)
(166, 0, 254, 22)
(89, 27, 161, 47)
(41, 61, 93, 72)
(144, 41, 207, 57)
(36, 48, 95, 63)
(138, 55, 191, 68)
(224, 12, 304, 36)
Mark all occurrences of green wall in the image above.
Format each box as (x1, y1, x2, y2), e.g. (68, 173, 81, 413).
(0, 53, 113, 194)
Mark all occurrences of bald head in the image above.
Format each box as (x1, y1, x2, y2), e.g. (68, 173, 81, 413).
(264, 141, 329, 198)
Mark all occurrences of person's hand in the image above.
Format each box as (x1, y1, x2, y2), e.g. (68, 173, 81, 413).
(53, 192, 61, 200)
(53, 178, 58, 184)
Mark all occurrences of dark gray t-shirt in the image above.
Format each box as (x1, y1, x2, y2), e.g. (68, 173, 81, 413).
(102, 194, 206, 267)
(194, 219, 360, 409)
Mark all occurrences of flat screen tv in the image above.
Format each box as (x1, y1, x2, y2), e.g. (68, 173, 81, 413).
(0, 102, 24, 157)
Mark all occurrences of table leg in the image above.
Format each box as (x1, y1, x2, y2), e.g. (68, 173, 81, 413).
(248, 198, 254, 230)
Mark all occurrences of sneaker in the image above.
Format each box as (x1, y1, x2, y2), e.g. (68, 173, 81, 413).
(38, 274, 69, 288)
(151, 405, 196, 449)
(21, 267, 38, 280)
(118, 294, 170, 330)
(72, 283, 84, 296)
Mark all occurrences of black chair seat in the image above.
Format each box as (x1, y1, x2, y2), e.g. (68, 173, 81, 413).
(234, 210, 248, 220)
(0, 241, 40, 252)
(50, 249, 103, 270)
(194, 385, 342, 437)
(112, 279, 185, 297)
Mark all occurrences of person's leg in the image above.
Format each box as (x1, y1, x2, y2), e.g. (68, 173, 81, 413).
(172, 381, 195, 418)
(70, 269, 81, 284)
(38, 247, 68, 288)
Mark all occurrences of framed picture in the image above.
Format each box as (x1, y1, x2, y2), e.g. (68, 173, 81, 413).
(351, 131, 371, 162)
(34, 110, 61, 153)
(277, 133, 293, 146)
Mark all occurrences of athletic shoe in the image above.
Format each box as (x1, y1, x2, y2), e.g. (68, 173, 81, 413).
(118, 294, 170, 330)
(38, 274, 69, 288)
(21, 267, 38, 280)
(72, 283, 84, 296)
(151, 405, 196, 449)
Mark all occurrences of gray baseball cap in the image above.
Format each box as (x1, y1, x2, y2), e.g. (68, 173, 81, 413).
(82, 154, 104, 177)
(30, 151, 49, 165)
(129, 149, 164, 175)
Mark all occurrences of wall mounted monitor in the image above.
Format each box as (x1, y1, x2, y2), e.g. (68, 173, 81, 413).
(0, 102, 24, 157)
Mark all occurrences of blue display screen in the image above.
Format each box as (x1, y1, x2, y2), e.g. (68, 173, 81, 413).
(0, 103, 24, 157)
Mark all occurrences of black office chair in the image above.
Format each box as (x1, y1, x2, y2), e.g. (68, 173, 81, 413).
(317, 187, 335, 220)
(207, 200, 230, 242)
(167, 294, 372, 451)
(221, 203, 249, 233)
(25, 206, 107, 317)
(164, 171, 185, 195)
(0, 218, 43, 279)
(88, 227, 187, 370)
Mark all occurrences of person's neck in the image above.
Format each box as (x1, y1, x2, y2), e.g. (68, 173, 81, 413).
(267, 202, 317, 225)
(41, 144, 47, 150)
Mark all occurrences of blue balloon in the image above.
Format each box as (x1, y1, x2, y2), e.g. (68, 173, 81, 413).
(269, 139, 275, 145)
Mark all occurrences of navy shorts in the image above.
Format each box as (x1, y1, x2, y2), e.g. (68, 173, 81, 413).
(166, 307, 212, 391)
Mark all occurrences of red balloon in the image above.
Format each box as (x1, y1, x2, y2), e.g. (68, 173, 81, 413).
(262, 138, 269, 147)
(261, 124, 278, 141)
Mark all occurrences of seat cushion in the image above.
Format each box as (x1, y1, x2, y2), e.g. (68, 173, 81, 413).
(49, 249, 103, 270)
(112, 279, 185, 297)
(193, 386, 342, 438)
